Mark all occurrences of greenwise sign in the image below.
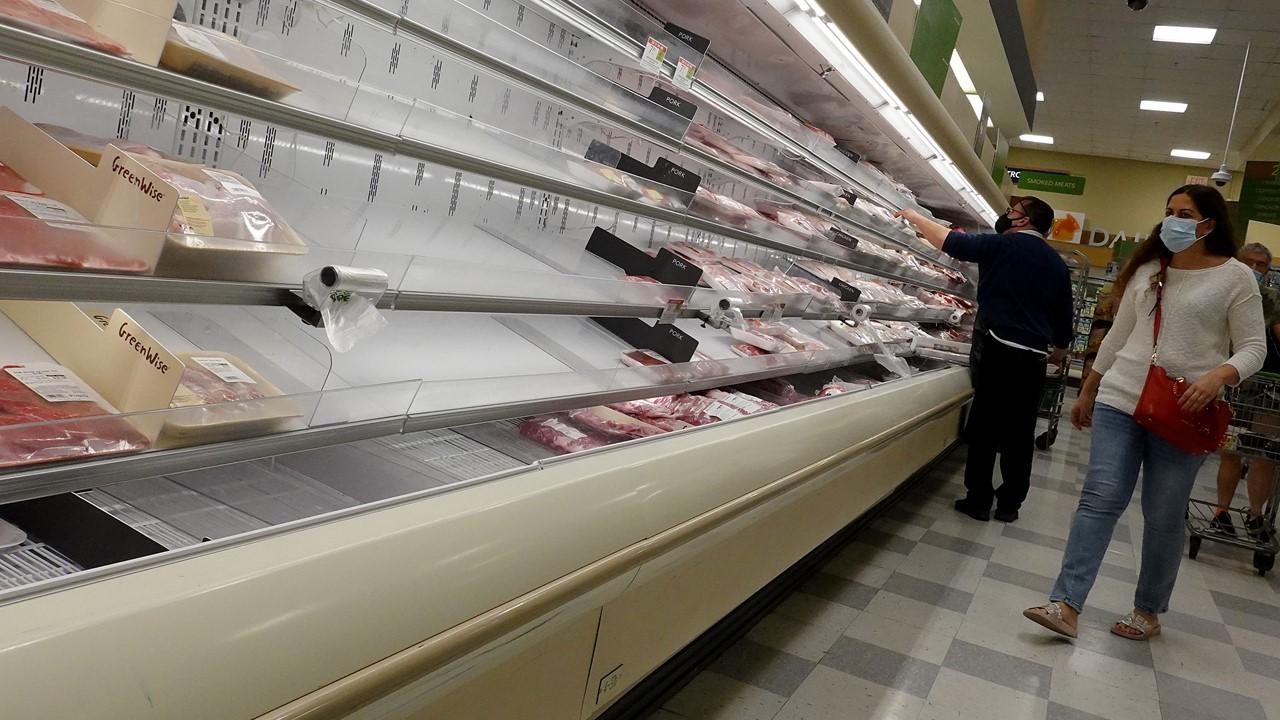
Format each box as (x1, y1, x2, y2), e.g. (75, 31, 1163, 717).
(1239, 161, 1280, 226)
(910, 0, 963, 97)
(1018, 171, 1086, 196)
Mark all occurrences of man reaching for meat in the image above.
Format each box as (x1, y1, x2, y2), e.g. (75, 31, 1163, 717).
(897, 197, 1074, 523)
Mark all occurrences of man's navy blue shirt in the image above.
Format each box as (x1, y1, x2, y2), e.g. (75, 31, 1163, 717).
(943, 230, 1074, 352)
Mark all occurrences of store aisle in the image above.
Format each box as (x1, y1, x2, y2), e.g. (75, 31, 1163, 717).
(649, 406, 1280, 720)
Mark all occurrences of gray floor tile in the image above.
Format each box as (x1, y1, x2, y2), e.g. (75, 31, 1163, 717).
(1003, 525, 1067, 552)
(984, 561, 1054, 594)
(1096, 562, 1138, 584)
(1212, 590, 1280, 622)
(883, 504, 939, 529)
(1113, 523, 1132, 545)
(1160, 610, 1233, 644)
(1155, 671, 1268, 720)
(820, 635, 940, 699)
(857, 527, 920, 556)
(1046, 702, 1109, 720)
(1219, 606, 1280, 639)
(708, 638, 816, 698)
(800, 572, 880, 611)
(919, 530, 995, 561)
(1070, 618, 1155, 668)
(941, 638, 1052, 699)
(882, 572, 976, 614)
(1238, 646, 1280, 681)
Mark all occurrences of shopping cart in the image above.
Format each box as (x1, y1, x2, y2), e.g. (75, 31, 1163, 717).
(1035, 362, 1069, 450)
(1186, 373, 1280, 576)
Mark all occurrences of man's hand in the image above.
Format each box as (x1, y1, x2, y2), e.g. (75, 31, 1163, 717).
(894, 209, 951, 250)
(1049, 347, 1068, 365)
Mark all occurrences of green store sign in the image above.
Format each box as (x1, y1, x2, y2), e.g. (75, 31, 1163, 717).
(1017, 170, 1087, 196)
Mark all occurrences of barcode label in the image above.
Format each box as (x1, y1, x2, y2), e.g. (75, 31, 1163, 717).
(192, 356, 257, 384)
(704, 400, 739, 421)
(717, 393, 763, 414)
(6, 367, 95, 403)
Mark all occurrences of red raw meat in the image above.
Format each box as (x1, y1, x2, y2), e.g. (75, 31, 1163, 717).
(731, 342, 770, 358)
(519, 415, 611, 455)
(648, 394, 745, 425)
(568, 407, 665, 440)
(0, 193, 151, 272)
(606, 398, 687, 432)
(0, 162, 41, 194)
(136, 158, 303, 248)
(689, 187, 764, 228)
(737, 378, 804, 405)
(0, 364, 150, 469)
(0, 0, 127, 55)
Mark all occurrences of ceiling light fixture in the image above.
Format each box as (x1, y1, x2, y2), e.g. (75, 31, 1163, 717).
(1140, 100, 1188, 113)
(966, 94, 983, 119)
(1153, 25, 1217, 44)
(1019, 134, 1054, 145)
(1036, 91, 1045, 102)
(773, 1, 999, 224)
(1171, 149, 1211, 160)
(950, 51, 976, 93)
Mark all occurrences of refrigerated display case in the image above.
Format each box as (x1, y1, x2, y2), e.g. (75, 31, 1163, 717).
(0, 1, 981, 717)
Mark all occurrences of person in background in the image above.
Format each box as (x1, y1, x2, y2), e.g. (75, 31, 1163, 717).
(1024, 185, 1265, 642)
(1213, 242, 1280, 539)
(898, 197, 1074, 523)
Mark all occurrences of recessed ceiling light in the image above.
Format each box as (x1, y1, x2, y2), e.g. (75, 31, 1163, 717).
(1171, 149, 1211, 160)
(1141, 100, 1188, 113)
(1153, 25, 1217, 44)
(966, 94, 983, 119)
(1036, 91, 1045, 102)
(950, 51, 976, 94)
(1020, 134, 1054, 145)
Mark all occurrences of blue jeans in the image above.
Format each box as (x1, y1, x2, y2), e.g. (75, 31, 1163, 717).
(1051, 404, 1206, 615)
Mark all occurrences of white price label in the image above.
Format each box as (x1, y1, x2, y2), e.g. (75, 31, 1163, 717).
(718, 393, 763, 414)
(641, 37, 668, 72)
(192, 356, 257, 385)
(546, 419, 587, 440)
(673, 56, 697, 89)
(204, 169, 261, 198)
(704, 400, 739, 422)
(1, 192, 89, 229)
(174, 24, 227, 61)
(5, 367, 95, 403)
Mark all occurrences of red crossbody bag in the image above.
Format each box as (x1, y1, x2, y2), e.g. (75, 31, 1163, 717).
(1132, 261, 1232, 455)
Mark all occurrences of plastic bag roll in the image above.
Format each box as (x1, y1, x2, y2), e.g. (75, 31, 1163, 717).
(320, 265, 389, 296)
(949, 308, 965, 325)
(850, 304, 871, 323)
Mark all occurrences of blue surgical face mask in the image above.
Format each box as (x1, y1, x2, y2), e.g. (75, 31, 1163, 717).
(1256, 270, 1267, 284)
(1160, 215, 1209, 253)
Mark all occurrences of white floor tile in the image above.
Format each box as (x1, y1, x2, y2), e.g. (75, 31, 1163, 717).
(1052, 644, 1159, 699)
(747, 612, 849, 663)
(845, 611, 956, 665)
(664, 672, 788, 720)
(954, 618, 1071, 668)
(1048, 669, 1162, 720)
(862, 590, 967, 637)
(774, 665, 924, 720)
(1150, 627, 1252, 695)
(918, 668, 1046, 720)
(772, 592, 861, 635)
(895, 543, 989, 594)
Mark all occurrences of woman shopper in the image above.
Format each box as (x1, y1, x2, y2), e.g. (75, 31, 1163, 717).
(1024, 185, 1266, 641)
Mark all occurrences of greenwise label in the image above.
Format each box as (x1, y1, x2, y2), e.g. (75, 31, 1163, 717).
(1018, 171, 1086, 196)
(910, 0, 963, 97)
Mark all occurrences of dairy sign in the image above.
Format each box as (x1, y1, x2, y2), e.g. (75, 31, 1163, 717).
(1083, 228, 1147, 248)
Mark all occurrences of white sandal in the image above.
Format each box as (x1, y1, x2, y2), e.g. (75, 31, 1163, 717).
(1023, 602, 1078, 639)
(1112, 611, 1161, 641)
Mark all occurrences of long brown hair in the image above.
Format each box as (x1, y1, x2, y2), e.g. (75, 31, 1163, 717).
(1113, 184, 1238, 298)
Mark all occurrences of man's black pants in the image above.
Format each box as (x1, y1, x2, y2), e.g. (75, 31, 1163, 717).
(964, 334, 1047, 512)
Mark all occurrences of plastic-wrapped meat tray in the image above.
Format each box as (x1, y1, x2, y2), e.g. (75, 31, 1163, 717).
(0, 0, 127, 55)
(519, 415, 613, 455)
(568, 407, 666, 440)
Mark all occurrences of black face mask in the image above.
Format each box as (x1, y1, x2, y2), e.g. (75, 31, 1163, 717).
(994, 214, 1014, 233)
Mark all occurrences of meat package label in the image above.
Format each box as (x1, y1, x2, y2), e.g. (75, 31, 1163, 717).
(703, 401, 739, 422)
(174, 24, 228, 62)
(175, 195, 216, 236)
(544, 419, 586, 440)
(5, 366, 95, 403)
(192, 357, 257, 385)
(204, 170, 261, 198)
(0, 192, 91, 230)
(717, 393, 763, 414)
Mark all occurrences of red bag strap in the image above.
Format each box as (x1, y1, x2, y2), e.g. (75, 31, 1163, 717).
(1152, 259, 1168, 365)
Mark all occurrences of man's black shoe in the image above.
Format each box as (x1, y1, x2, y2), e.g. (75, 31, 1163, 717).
(993, 508, 1019, 523)
(954, 497, 990, 522)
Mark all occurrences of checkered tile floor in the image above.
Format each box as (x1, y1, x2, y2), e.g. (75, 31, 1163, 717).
(648, 400, 1280, 720)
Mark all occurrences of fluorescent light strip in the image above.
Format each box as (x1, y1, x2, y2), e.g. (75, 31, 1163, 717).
(1171, 148, 1211, 160)
(1141, 100, 1188, 113)
(1153, 25, 1217, 44)
(1020, 134, 1054, 145)
(781, 4, 998, 224)
(966, 94, 983, 119)
(950, 51, 976, 94)
(1036, 91, 1045, 102)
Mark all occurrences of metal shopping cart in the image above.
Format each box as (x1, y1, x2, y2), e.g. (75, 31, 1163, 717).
(1186, 373, 1280, 576)
(1036, 250, 1090, 450)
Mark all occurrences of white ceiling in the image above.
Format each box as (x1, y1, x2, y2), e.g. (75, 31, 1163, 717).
(1026, 0, 1280, 168)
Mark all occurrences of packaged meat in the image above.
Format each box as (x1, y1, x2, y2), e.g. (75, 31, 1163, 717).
(729, 326, 793, 354)
(163, 352, 299, 443)
(705, 389, 778, 414)
(648, 394, 743, 425)
(730, 342, 770, 358)
(567, 406, 666, 440)
(160, 21, 300, 100)
(699, 263, 754, 294)
(742, 320, 828, 352)
(0, 363, 150, 469)
(519, 415, 612, 455)
(0, 161, 42, 194)
(133, 156, 306, 253)
(788, 276, 842, 305)
(35, 124, 168, 166)
(0, 0, 127, 55)
(0, 189, 152, 273)
(825, 320, 878, 347)
(689, 187, 765, 228)
(735, 378, 804, 406)
(759, 205, 828, 238)
(623, 275, 659, 285)
(666, 241, 721, 263)
(620, 349, 669, 368)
